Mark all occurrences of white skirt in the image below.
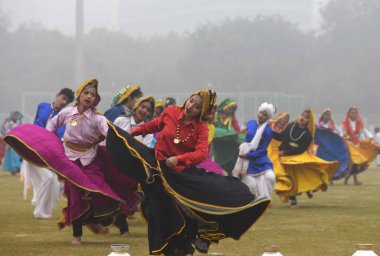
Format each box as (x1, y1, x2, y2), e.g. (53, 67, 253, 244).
(241, 170, 275, 199)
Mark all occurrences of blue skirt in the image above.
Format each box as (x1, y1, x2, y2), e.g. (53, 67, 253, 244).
(315, 128, 349, 179)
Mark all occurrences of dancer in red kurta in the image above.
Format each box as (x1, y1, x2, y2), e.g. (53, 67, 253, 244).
(131, 93, 211, 172)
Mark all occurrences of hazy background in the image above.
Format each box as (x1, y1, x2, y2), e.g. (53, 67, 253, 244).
(0, 0, 379, 129)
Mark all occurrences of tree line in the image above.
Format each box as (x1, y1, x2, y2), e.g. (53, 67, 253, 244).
(0, 0, 379, 117)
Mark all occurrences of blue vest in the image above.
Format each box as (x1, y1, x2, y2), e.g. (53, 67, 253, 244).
(244, 120, 273, 175)
(104, 104, 126, 122)
(34, 102, 65, 139)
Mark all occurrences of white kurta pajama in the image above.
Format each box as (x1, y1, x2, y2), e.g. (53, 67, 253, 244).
(232, 103, 276, 199)
(21, 102, 66, 218)
(22, 161, 62, 218)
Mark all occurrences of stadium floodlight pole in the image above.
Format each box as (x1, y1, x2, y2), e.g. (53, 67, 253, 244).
(75, 0, 84, 85)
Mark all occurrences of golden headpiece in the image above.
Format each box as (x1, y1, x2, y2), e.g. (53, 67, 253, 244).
(112, 85, 141, 107)
(183, 89, 217, 121)
(75, 78, 100, 107)
(132, 96, 155, 113)
(154, 99, 164, 109)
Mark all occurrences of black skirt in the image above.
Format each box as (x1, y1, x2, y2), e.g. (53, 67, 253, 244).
(106, 122, 270, 255)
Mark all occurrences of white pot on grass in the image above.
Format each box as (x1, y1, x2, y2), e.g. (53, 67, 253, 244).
(262, 244, 283, 256)
(107, 244, 131, 256)
(352, 244, 378, 256)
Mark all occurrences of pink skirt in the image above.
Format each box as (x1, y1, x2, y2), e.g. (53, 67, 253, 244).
(4, 124, 139, 227)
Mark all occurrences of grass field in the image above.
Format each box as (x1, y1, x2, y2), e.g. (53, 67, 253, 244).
(0, 165, 379, 256)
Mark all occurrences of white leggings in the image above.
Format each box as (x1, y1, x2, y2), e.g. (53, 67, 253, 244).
(241, 170, 275, 199)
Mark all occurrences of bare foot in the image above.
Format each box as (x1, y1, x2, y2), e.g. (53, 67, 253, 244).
(72, 236, 81, 245)
(96, 224, 109, 234)
(121, 231, 132, 237)
(290, 204, 299, 209)
(87, 223, 109, 234)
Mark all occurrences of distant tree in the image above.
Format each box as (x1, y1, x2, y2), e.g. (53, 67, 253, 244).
(181, 17, 313, 94)
(1, 1, 379, 119)
(314, 0, 380, 113)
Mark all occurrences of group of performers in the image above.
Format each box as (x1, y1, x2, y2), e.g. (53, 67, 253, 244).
(214, 100, 379, 208)
(1, 79, 379, 255)
(2, 79, 269, 256)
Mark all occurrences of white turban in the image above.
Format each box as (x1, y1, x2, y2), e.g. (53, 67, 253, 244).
(258, 102, 276, 119)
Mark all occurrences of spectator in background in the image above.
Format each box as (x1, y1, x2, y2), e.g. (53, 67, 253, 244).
(1, 111, 23, 175)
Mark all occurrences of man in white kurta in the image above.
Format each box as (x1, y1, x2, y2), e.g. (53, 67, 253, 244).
(22, 88, 74, 218)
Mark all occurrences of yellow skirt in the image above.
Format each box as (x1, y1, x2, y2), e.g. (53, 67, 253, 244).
(269, 140, 340, 202)
(346, 139, 378, 165)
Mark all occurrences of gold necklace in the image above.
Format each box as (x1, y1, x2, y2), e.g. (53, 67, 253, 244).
(174, 123, 194, 144)
(68, 115, 83, 127)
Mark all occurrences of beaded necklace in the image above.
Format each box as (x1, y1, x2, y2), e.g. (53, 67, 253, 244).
(173, 122, 194, 144)
(289, 123, 306, 142)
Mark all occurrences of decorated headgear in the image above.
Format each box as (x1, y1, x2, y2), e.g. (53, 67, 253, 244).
(75, 78, 101, 107)
(318, 108, 335, 130)
(319, 108, 331, 122)
(342, 106, 364, 144)
(346, 106, 362, 122)
(270, 112, 290, 133)
(111, 85, 141, 107)
(183, 89, 217, 121)
(258, 102, 276, 119)
(155, 99, 164, 109)
(345, 106, 363, 126)
(132, 96, 155, 114)
(217, 98, 237, 114)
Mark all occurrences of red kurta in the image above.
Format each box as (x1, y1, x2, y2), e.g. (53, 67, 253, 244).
(131, 106, 209, 171)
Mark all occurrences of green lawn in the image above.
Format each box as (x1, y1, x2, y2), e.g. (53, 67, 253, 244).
(0, 165, 379, 256)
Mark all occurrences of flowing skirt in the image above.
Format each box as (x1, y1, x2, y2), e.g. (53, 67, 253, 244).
(345, 139, 379, 176)
(4, 124, 139, 229)
(106, 123, 270, 255)
(314, 128, 350, 179)
(212, 127, 245, 175)
(346, 139, 378, 165)
(273, 151, 340, 202)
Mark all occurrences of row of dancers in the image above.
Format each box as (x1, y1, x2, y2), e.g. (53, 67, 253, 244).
(211, 99, 380, 208)
(1, 79, 379, 255)
(3, 79, 268, 256)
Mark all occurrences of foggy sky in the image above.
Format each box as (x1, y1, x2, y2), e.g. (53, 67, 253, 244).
(1, 0, 329, 36)
(2, 0, 379, 129)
